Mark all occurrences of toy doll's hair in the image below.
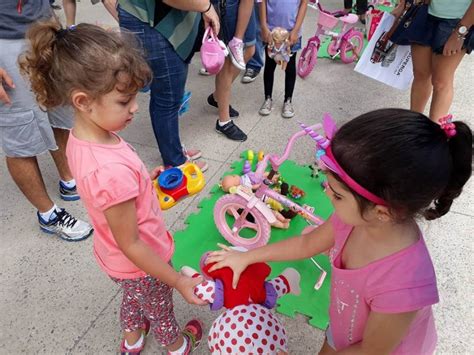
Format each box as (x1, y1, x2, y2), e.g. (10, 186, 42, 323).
(19, 20, 151, 109)
(331, 109, 472, 221)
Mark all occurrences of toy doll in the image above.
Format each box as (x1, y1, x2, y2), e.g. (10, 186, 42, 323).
(268, 27, 292, 70)
(181, 248, 301, 354)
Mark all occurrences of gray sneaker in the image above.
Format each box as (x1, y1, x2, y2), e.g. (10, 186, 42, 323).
(37, 208, 93, 242)
(282, 99, 295, 119)
(259, 97, 273, 116)
(241, 68, 259, 83)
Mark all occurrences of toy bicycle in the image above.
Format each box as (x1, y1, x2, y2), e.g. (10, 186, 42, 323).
(154, 163, 205, 210)
(213, 123, 328, 250)
(297, 0, 364, 78)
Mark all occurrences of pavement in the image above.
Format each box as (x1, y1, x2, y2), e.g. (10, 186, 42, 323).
(0, 1, 473, 354)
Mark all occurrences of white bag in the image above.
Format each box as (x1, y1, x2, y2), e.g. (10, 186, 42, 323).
(355, 12, 413, 90)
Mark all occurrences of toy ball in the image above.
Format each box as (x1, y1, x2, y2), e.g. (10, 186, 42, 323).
(208, 304, 288, 354)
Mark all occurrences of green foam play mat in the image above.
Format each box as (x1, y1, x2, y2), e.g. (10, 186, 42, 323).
(172, 154, 334, 329)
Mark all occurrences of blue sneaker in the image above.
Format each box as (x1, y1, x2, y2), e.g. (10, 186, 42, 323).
(37, 208, 93, 242)
(59, 181, 80, 201)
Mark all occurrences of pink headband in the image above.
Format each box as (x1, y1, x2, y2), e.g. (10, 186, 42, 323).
(302, 114, 388, 206)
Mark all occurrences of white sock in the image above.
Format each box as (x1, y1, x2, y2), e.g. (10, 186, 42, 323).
(39, 204, 59, 221)
(168, 336, 188, 354)
(218, 119, 232, 127)
(124, 333, 144, 350)
(61, 178, 76, 189)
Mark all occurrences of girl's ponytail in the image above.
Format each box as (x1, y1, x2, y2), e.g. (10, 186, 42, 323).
(424, 121, 473, 220)
(19, 20, 63, 109)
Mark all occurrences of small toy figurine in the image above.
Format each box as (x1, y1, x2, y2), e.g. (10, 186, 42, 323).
(290, 185, 306, 199)
(181, 248, 301, 354)
(268, 27, 292, 70)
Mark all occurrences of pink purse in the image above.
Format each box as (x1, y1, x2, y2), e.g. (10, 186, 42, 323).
(201, 27, 227, 75)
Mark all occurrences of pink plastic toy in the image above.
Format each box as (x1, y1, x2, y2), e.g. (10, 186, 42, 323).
(201, 27, 228, 75)
(298, 0, 364, 78)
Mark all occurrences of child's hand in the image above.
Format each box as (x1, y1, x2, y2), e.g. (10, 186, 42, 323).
(206, 243, 249, 289)
(289, 29, 298, 46)
(149, 166, 165, 180)
(262, 26, 272, 44)
(175, 275, 208, 305)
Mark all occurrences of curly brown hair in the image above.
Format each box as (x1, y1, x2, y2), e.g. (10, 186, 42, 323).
(19, 20, 151, 109)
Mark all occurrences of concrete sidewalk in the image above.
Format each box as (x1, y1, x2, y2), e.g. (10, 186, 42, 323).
(0, 1, 472, 354)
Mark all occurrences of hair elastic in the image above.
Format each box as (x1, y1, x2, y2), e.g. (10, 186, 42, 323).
(439, 114, 457, 138)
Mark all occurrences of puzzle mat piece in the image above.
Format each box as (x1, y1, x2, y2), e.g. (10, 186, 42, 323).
(172, 154, 334, 329)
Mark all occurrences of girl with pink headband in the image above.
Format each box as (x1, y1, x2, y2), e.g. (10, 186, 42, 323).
(206, 108, 472, 354)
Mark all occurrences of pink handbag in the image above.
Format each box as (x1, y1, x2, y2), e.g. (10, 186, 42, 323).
(201, 27, 227, 75)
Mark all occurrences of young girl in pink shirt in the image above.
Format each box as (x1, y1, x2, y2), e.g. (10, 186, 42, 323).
(206, 109, 472, 354)
(20, 22, 206, 354)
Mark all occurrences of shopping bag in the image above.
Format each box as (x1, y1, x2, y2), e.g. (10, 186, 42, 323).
(355, 12, 413, 90)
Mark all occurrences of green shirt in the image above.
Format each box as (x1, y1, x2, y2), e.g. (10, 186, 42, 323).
(118, 0, 201, 62)
(429, 0, 472, 19)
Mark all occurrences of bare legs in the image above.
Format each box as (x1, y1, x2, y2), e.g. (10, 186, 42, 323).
(214, 46, 255, 122)
(62, 0, 77, 26)
(410, 44, 466, 121)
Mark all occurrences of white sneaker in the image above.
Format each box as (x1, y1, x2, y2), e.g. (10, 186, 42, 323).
(38, 208, 93, 241)
(259, 97, 273, 116)
(282, 99, 295, 119)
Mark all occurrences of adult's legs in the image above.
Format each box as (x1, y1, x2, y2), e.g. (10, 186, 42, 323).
(410, 44, 433, 114)
(118, 7, 187, 167)
(6, 156, 55, 213)
(50, 128, 73, 181)
(246, 3, 265, 73)
(62, 0, 77, 26)
(234, 0, 254, 40)
(429, 51, 466, 121)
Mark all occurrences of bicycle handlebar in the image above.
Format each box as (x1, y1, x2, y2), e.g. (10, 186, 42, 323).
(254, 123, 323, 179)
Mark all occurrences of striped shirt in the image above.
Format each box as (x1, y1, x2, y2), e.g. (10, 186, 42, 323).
(118, 0, 201, 61)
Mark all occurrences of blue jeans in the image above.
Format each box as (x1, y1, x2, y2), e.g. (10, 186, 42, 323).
(247, 3, 264, 72)
(118, 7, 187, 166)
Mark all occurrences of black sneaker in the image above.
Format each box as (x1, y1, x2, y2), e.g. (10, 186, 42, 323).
(241, 68, 260, 83)
(215, 120, 247, 142)
(207, 94, 239, 118)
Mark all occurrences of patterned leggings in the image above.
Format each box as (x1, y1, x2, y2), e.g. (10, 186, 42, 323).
(112, 275, 180, 347)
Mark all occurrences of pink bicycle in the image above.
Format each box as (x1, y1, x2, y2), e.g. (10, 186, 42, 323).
(213, 123, 328, 250)
(298, 0, 364, 78)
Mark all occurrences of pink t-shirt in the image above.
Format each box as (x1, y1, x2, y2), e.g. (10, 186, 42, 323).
(66, 132, 174, 279)
(328, 214, 439, 354)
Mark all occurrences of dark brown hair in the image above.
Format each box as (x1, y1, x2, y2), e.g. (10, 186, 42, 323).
(19, 20, 151, 109)
(331, 109, 472, 221)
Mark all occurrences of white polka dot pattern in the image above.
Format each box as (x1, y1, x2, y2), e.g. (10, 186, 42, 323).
(207, 304, 288, 354)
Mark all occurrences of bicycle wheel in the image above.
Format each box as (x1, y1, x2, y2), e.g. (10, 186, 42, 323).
(297, 40, 319, 79)
(213, 194, 271, 249)
(340, 30, 364, 63)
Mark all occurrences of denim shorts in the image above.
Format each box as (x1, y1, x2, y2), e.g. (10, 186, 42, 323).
(0, 39, 73, 158)
(417, 15, 473, 54)
(212, 0, 257, 46)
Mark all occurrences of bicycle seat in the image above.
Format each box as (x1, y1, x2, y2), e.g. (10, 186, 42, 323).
(339, 13, 359, 24)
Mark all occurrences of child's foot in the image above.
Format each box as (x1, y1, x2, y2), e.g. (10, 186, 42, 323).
(215, 120, 247, 142)
(207, 93, 240, 118)
(259, 97, 273, 116)
(282, 99, 295, 119)
(242, 67, 260, 83)
(227, 37, 246, 70)
(120, 320, 150, 355)
(281, 268, 301, 295)
(198, 68, 210, 76)
(182, 319, 204, 354)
